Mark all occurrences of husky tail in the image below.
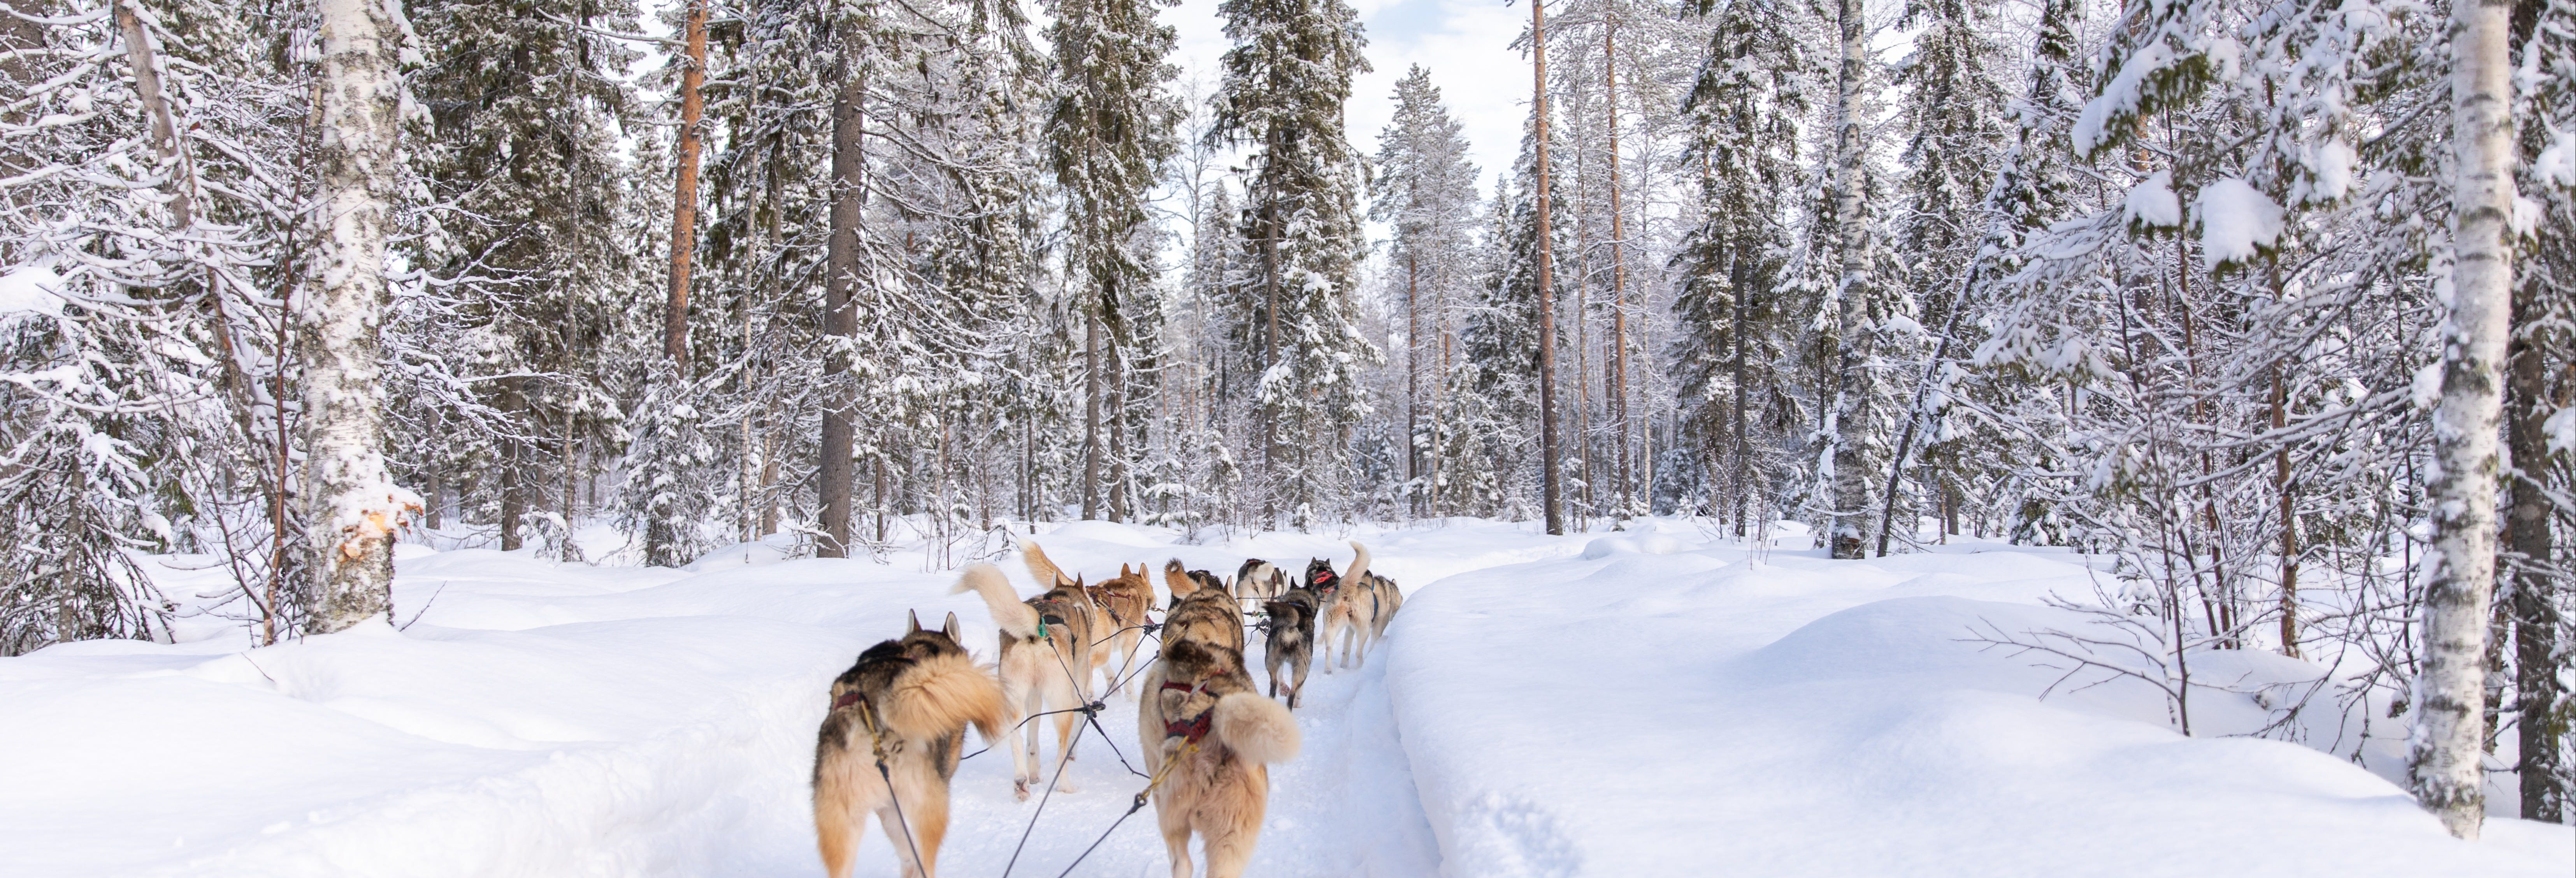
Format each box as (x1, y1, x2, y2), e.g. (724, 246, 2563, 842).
(883, 650, 1014, 743)
(1164, 558, 1202, 597)
(1345, 541, 1373, 586)
(1213, 692, 1301, 763)
(951, 563, 1040, 639)
(1015, 536, 1073, 588)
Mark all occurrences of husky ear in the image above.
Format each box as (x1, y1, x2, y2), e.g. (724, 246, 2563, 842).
(908, 609, 924, 634)
(943, 611, 962, 642)
(1121, 563, 1134, 577)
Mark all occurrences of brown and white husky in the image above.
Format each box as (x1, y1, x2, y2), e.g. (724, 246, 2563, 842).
(811, 609, 1011, 878)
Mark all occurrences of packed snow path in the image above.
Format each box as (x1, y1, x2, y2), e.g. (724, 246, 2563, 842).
(2, 519, 2568, 876)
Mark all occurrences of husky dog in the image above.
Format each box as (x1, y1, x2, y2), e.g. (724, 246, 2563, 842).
(1085, 564, 1158, 697)
(1261, 584, 1319, 708)
(1368, 568, 1405, 638)
(813, 610, 1011, 878)
(1162, 559, 1248, 654)
(1136, 638, 1301, 878)
(952, 559, 1100, 801)
(1316, 542, 1400, 672)
(1233, 558, 1286, 608)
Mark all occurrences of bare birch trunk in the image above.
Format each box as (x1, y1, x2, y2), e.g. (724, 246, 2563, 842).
(304, 0, 411, 633)
(1533, 0, 1564, 536)
(2409, 0, 2516, 838)
(116, 1, 189, 227)
(1824, 0, 1871, 560)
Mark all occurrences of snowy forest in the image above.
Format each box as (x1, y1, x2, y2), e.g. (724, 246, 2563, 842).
(4, 0, 2575, 850)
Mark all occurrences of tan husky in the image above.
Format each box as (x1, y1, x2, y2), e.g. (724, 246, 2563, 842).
(1162, 559, 1247, 654)
(952, 557, 1101, 801)
(812, 609, 1011, 878)
(1085, 564, 1159, 697)
(1319, 541, 1401, 671)
(1136, 635, 1300, 878)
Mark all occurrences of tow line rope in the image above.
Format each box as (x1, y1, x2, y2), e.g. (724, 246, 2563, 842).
(1050, 738, 1197, 878)
(851, 697, 931, 878)
(998, 701, 1087, 878)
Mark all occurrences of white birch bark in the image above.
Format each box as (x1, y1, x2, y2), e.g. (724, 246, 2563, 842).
(1824, 0, 1872, 559)
(2407, 0, 2517, 839)
(303, 0, 414, 633)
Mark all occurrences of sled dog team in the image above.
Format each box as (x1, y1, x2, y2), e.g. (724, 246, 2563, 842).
(809, 539, 1404, 878)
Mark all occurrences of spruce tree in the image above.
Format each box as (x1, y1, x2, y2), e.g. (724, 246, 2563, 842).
(1370, 66, 1479, 517)
(1208, 0, 1376, 525)
(1671, 0, 1811, 533)
(407, 0, 643, 560)
(1050, 0, 1180, 523)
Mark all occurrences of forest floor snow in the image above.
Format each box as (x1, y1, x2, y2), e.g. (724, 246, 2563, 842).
(0, 518, 2567, 876)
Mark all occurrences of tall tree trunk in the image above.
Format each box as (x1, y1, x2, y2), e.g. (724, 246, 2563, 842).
(2272, 364, 2299, 655)
(1083, 308, 1104, 519)
(818, 48, 865, 558)
(1730, 246, 1751, 538)
(874, 451, 890, 543)
(1433, 288, 1449, 518)
(1407, 252, 1420, 513)
(303, 0, 408, 632)
(1825, 0, 1872, 560)
(499, 383, 526, 552)
(1606, 21, 1631, 519)
(2506, 241, 2564, 823)
(2410, 0, 2516, 838)
(1533, 0, 1564, 536)
(560, 424, 580, 562)
(664, 0, 706, 370)
(1108, 329, 1133, 524)
(1261, 187, 1282, 521)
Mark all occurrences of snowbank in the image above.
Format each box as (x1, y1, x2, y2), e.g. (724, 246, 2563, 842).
(1383, 541, 2572, 877)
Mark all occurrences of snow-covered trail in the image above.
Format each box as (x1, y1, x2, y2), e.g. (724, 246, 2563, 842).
(6, 518, 2571, 877)
(0, 521, 1468, 877)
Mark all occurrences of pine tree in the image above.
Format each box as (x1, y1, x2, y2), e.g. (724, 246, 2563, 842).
(407, 0, 643, 560)
(1873, 0, 2004, 552)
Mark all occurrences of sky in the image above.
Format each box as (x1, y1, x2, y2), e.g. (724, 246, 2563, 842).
(1166, 0, 1531, 197)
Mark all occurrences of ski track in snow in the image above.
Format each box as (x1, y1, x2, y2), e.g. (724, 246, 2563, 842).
(2, 519, 2570, 876)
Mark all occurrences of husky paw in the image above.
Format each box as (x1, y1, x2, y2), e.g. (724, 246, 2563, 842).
(1013, 779, 1032, 802)
(1054, 778, 1082, 794)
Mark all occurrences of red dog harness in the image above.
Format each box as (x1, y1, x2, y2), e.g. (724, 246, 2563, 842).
(1160, 680, 1214, 744)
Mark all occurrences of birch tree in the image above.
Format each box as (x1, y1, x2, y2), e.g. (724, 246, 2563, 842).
(305, 0, 414, 632)
(2408, 0, 2517, 838)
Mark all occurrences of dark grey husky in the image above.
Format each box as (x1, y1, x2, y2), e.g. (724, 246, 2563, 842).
(1261, 585, 1320, 708)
